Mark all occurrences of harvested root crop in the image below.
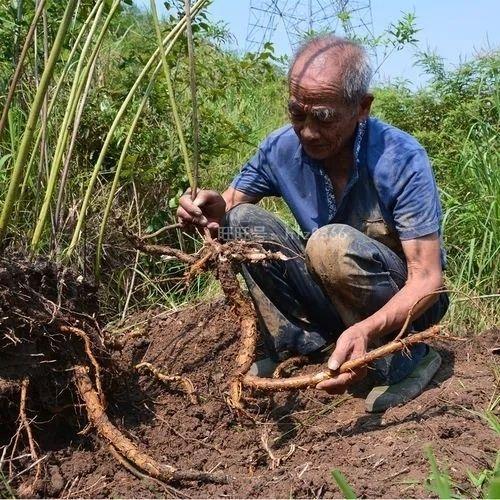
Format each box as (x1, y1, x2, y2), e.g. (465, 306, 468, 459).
(244, 326, 441, 391)
(126, 227, 444, 407)
(74, 365, 226, 483)
(135, 361, 198, 404)
(0, 254, 227, 495)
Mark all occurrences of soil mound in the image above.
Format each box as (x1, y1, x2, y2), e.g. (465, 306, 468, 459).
(0, 253, 100, 408)
(16, 299, 494, 499)
(0, 255, 105, 496)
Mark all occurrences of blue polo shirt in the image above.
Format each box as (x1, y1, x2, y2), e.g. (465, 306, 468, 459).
(231, 118, 444, 261)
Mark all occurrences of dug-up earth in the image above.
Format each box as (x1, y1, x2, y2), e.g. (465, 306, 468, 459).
(10, 299, 494, 499)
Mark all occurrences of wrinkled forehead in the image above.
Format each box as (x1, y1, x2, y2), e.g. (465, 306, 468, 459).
(289, 48, 346, 105)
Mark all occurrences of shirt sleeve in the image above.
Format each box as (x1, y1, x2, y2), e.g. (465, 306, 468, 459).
(392, 148, 442, 240)
(230, 141, 280, 198)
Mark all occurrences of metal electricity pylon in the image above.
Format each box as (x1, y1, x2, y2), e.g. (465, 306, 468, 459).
(245, 0, 374, 54)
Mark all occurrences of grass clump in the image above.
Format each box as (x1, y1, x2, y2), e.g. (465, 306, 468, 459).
(373, 50, 499, 331)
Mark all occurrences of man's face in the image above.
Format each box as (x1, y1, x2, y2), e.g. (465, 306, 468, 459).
(288, 52, 370, 162)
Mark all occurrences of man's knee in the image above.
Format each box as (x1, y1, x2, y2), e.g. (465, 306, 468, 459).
(222, 203, 286, 242)
(220, 203, 259, 241)
(305, 224, 360, 284)
(222, 203, 266, 228)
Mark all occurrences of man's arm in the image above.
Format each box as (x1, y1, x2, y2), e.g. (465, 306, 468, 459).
(177, 187, 260, 229)
(316, 232, 443, 393)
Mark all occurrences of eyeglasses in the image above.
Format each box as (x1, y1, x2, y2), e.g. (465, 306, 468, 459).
(288, 100, 353, 124)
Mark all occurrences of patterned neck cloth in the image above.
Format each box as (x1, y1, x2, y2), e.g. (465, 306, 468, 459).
(319, 119, 367, 221)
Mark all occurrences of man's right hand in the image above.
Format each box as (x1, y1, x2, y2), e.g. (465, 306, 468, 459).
(176, 188, 226, 229)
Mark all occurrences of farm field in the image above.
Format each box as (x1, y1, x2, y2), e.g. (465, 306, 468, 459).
(1, 270, 498, 498)
(46, 306, 500, 498)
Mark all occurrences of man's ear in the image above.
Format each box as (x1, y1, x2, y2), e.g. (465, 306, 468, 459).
(358, 93, 374, 120)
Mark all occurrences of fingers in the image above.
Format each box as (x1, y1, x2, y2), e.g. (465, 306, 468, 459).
(182, 188, 216, 207)
(319, 327, 369, 394)
(178, 189, 215, 215)
(179, 192, 203, 215)
(327, 326, 368, 371)
(327, 336, 352, 371)
(176, 205, 208, 227)
(177, 190, 210, 227)
(316, 366, 367, 394)
(328, 350, 345, 371)
(177, 189, 225, 229)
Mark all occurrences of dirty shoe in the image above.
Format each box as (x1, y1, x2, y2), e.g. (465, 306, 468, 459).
(365, 347, 442, 413)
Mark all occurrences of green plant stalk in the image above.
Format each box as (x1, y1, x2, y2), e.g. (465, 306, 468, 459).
(13, 0, 24, 64)
(0, 469, 16, 498)
(120, 179, 142, 318)
(7, 107, 20, 159)
(31, 0, 121, 250)
(0, 0, 78, 244)
(54, 57, 97, 234)
(95, 68, 159, 278)
(331, 469, 357, 499)
(65, 0, 207, 258)
(486, 453, 500, 499)
(184, 0, 200, 197)
(15, 0, 104, 217)
(0, 0, 47, 141)
(35, 0, 51, 236)
(151, 0, 194, 190)
(30, 0, 106, 248)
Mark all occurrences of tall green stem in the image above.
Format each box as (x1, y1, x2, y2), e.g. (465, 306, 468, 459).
(0, 0, 78, 244)
(31, 0, 120, 250)
(0, 0, 47, 142)
(184, 0, 200, 198)
(65, 0, 207, 258)
(150, 0, 194, 190)
(54, 57, 97, 235)
(13, 0, 25, 64)
(95, 68, 159, 278)
(15, 0, 104, 219)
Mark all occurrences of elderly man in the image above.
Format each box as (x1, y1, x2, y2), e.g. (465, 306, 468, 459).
(177, 35, 448, 412)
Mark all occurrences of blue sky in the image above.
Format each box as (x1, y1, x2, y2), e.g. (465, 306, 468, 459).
(136, 1, 498, 87)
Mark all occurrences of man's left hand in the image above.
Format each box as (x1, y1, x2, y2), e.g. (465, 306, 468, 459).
(316, 325, 370, 394)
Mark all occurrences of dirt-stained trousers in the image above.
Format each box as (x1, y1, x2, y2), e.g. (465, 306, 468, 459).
(221, 203, 449, 385)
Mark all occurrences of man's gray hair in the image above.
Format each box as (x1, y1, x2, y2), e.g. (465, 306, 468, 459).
(289, 34, 373, 106)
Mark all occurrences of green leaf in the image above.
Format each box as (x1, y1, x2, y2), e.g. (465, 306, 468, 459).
(425, 447, 454, 499)
(467, 469, 487, 489)
(331, 469, 357, 499)
(486, 477, 500, 499)
(483, 411, 500, 435)
(0, 154, 12, 170)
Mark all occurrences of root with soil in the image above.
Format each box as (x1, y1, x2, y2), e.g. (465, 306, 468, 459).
(135, 361, 198, 404)
(125, 226, 444, 403)
(73, 365, 226, 483)
(0, 255, 226, 495)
